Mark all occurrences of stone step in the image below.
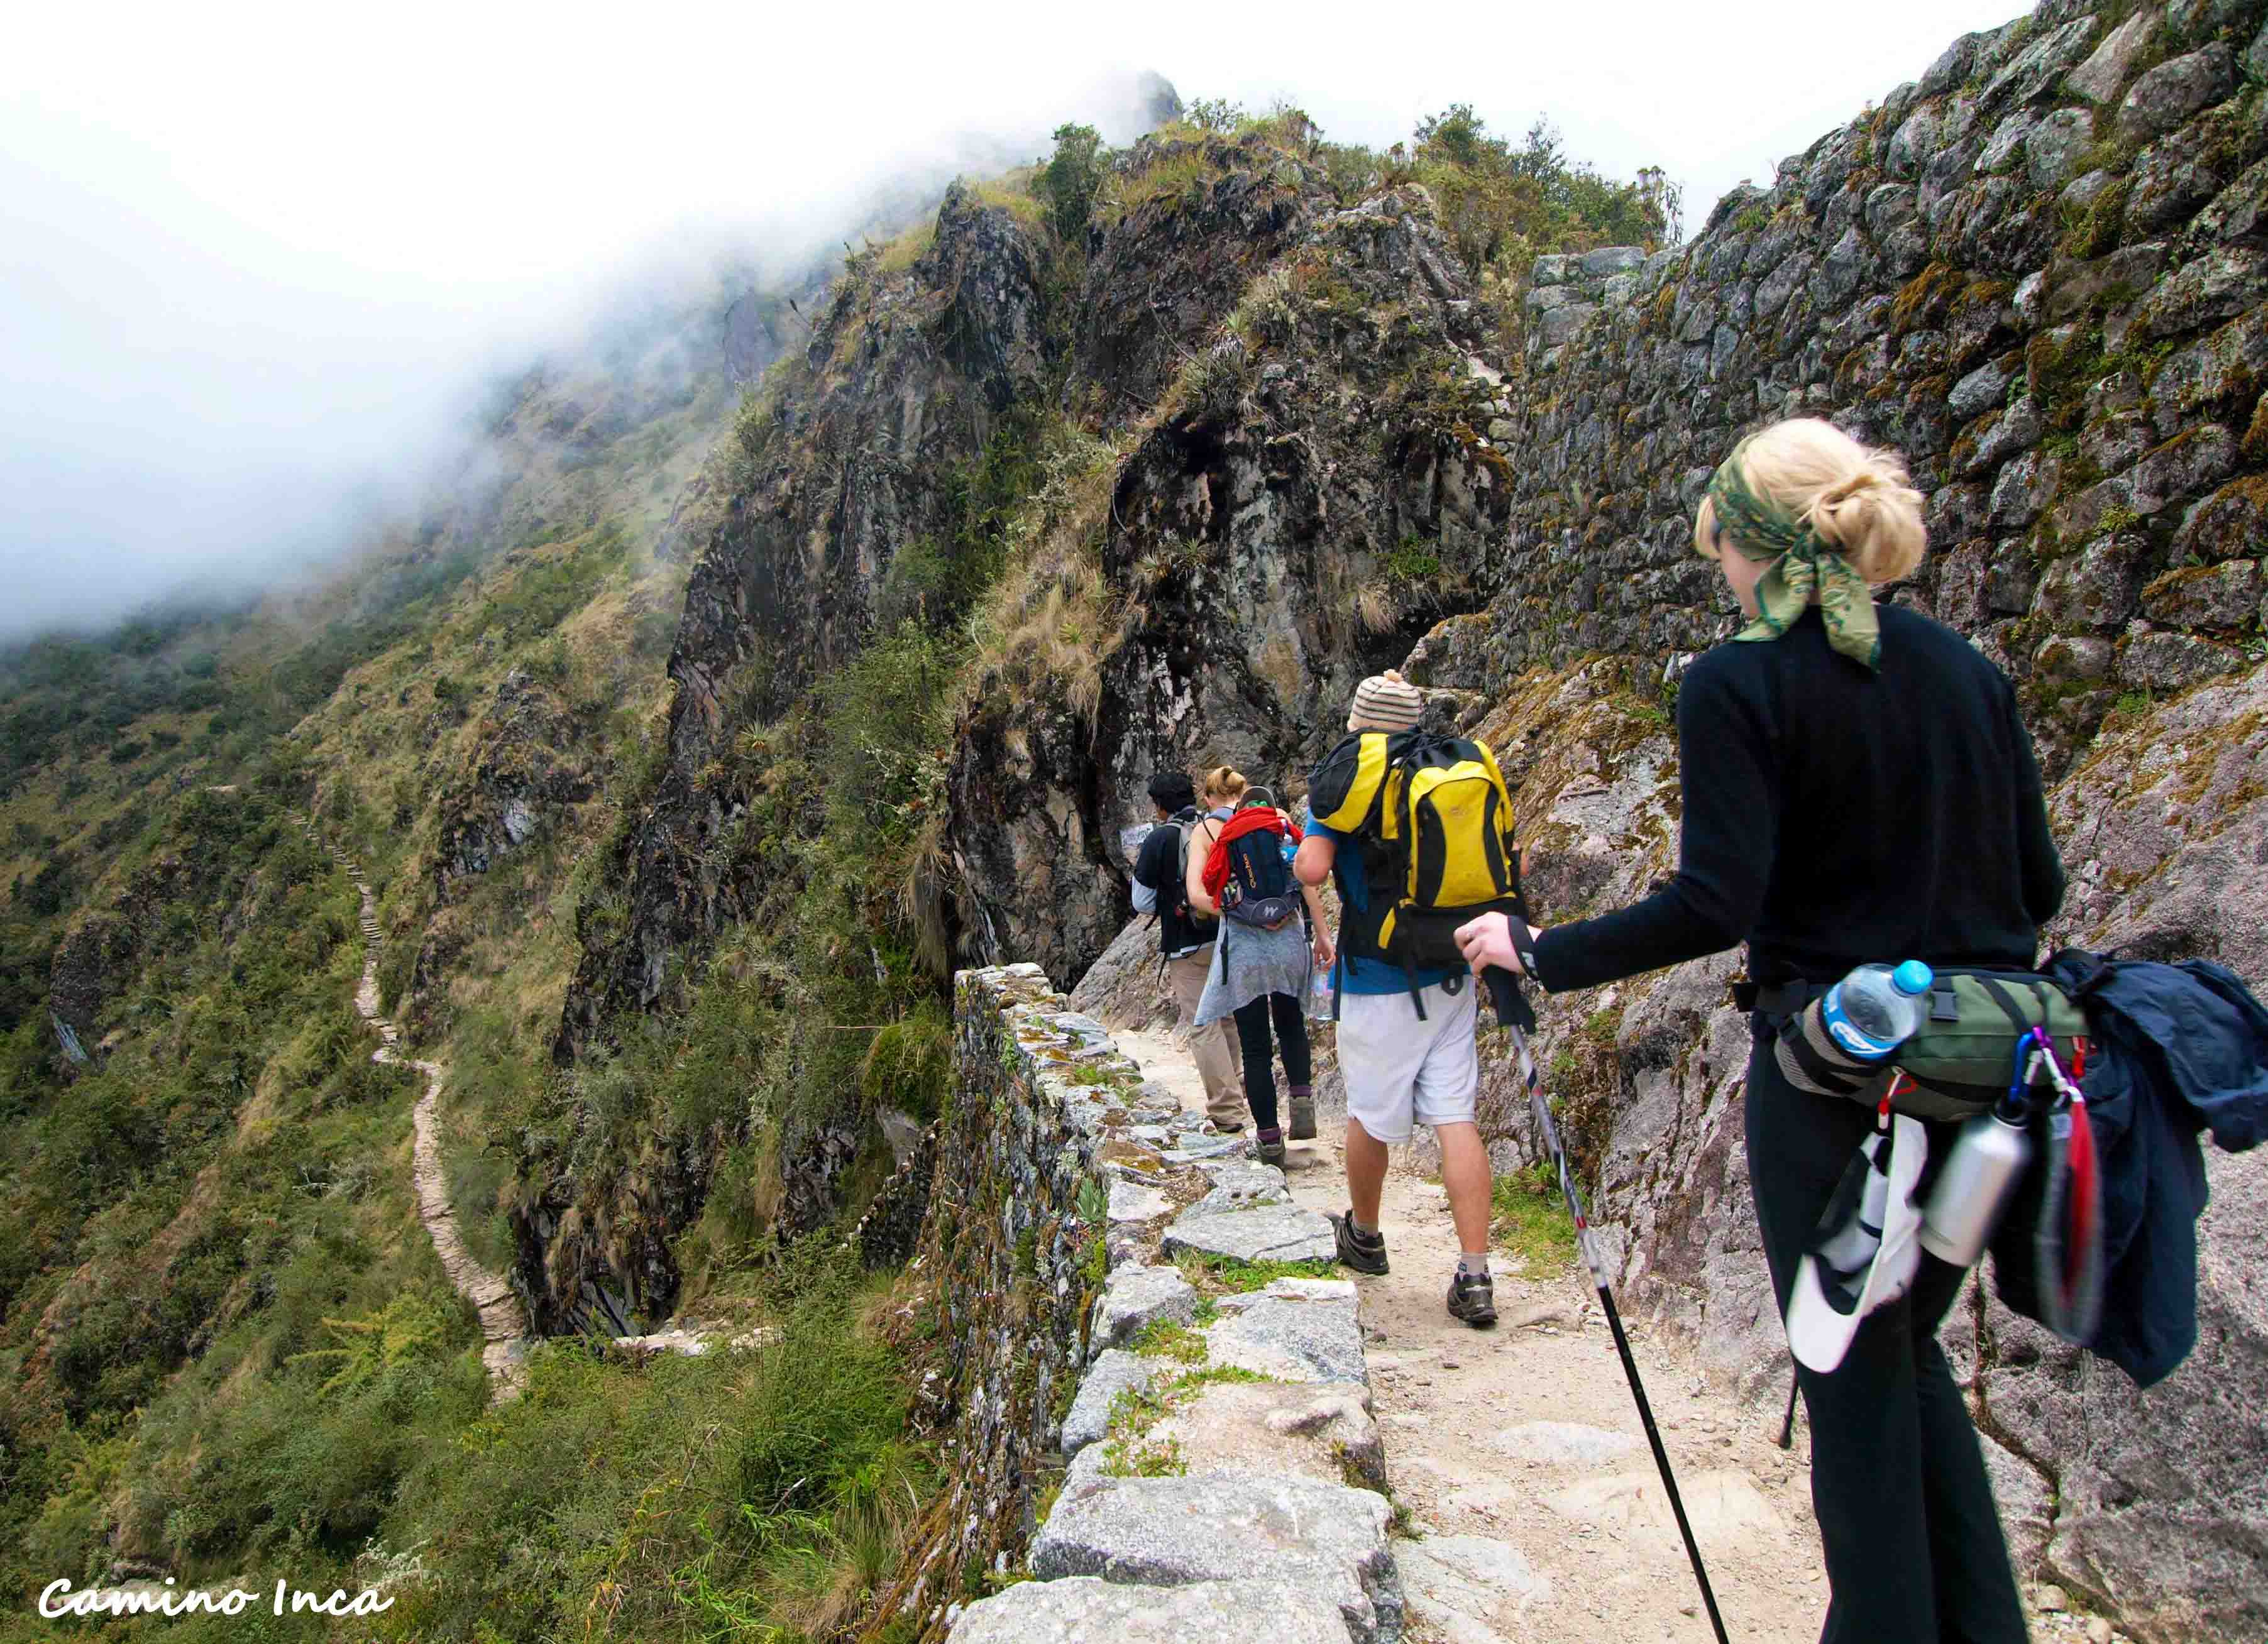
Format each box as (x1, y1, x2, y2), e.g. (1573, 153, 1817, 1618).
(948, 1576, 1355, 1644)
(1161, 1202, 1335, 1266)
(1064, 1378, 1383, 1497)
(1062, 1349, 1160, 1457)
(1201, 1278, 1367, 1385)
(1089, 1263, 1196, 1359)
(1030, 1474, 1399, 1644)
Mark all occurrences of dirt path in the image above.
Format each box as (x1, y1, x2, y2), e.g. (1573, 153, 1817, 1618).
(1111, 1021, 1825, 1643)
(299, 819, 529, 1397)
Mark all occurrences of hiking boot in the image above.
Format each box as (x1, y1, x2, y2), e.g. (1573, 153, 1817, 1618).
(1331, 1211, 1389, 1276)
(1255, 1129, 1286, 1167)
(1208, 1112, 1247, 1135)
(1287, 1085, 1317, 1141)
(1446, 1269, 1498, 1329)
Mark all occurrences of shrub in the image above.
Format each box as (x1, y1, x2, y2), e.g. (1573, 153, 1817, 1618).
(1042, 122, 1107, 239)
(1411, 107, 1676, 282)
(861, 1005, 952, 1122)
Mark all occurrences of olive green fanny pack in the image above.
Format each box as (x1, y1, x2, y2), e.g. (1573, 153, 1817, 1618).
(1774, 969, 2089, 1122)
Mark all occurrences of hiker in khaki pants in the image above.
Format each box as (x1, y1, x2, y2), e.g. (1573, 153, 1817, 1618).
(1130, 771, 1245, 1132)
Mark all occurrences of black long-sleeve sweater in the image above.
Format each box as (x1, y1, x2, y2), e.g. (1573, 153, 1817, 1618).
(1531, 604, 2066, 995)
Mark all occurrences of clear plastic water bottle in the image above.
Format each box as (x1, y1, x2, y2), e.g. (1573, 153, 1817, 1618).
(1817, 960, 1935, 1062)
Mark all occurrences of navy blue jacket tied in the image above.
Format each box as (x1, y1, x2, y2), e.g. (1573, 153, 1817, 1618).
(1988, 952, 2268, 1387)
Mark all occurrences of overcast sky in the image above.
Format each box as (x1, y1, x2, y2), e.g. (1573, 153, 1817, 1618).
(1, 0, 2027, 645)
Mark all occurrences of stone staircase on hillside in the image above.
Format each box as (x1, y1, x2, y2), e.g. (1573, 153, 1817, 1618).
(294, 817, 532, 1397)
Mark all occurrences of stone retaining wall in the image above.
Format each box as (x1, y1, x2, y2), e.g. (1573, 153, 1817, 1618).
(864, 965, 1396, 1644)
(1414, 0, 2268, 779)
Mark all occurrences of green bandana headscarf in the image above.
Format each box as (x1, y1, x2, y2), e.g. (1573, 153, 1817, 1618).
(1707, 438, 1881, 671)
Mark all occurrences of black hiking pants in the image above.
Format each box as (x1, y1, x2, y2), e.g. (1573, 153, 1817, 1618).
(1746, 1022, 2028, 1644)
(1232, 992, 1309, 1133)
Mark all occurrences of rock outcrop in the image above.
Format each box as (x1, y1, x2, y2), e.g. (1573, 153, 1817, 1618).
(1438, 0, 2268, 784)
(950, 180, 1519, 984)
(431, 667, 597, 896)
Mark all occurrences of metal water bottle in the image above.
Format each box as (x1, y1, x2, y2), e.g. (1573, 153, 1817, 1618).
(1919, 1102, 2033, 1266)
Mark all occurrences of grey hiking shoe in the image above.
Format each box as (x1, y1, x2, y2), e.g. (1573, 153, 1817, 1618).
(1447, 1269, 1498, 1329)
(1287, 1087, 1317, 1141)
(1255, 1131, 1287, 1167)
(1331, 1211, 1389, 1275)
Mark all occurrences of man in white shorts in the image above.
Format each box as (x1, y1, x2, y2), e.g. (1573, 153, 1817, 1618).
(1294, 672, 1497, 1327)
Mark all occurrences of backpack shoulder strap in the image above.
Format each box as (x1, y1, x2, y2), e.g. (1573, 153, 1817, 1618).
(1313, 734, 1388, 833)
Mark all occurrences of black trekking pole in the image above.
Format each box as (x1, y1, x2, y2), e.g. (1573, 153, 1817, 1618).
(1485, 956, 1732, 1644)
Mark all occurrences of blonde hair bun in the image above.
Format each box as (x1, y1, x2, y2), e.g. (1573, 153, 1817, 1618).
(1695, 418, 1927, 585)
(1201, 765, 1250, 806)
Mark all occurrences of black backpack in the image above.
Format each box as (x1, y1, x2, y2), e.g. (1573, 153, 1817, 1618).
(1218, 811, 1301, 930)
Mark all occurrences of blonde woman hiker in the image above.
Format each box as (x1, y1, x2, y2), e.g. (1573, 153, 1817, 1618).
(1128, 769, 1248, 1133)
(1456, 418, 2057, 1643)
(1188, 767, 1334, 1166)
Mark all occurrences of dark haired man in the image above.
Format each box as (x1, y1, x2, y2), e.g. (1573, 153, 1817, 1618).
(1131, 771, 1245, 1132)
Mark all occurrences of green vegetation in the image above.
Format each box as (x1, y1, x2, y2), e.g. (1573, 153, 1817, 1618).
(1406, 106, 1680, 284)
(1126, 1319, 1210, 1363)
(377, 1253, 923, 1643)
(1173, 1252, 1340, 1295)
(1042, 122, 1107, 239)
(1492, 1161, 1578, 1278)
(0, 285, 776, 1631)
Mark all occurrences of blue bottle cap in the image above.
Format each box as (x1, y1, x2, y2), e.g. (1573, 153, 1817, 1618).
(1891, 960, 1934, 996)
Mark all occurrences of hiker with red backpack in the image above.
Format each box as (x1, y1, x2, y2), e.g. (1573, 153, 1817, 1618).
(1299, 671, 1528, 1329)
(1128, 770, 1248, 1134)
(1455, 419, 2051, 1644)
(1187, 766, 1334, 1166)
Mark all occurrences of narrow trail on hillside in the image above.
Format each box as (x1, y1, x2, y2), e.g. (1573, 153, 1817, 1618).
(1109, 1021, 1825, 1644)
(297, 818, 529, 1398)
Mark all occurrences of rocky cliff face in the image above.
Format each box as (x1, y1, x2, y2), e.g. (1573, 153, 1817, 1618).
(1445, 0, 2268, 777)
(949, 176, 1521, 984)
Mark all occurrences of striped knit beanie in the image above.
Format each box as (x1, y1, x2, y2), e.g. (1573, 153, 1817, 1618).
(1347, 670, 1424, 733)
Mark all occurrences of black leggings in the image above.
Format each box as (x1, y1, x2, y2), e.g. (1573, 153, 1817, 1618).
(1231, 992, 1309, 1132)
(1745, 1023, 2026, 1644)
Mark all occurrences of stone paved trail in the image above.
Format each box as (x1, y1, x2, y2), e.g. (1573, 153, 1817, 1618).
(1111, 1019, 1821, 1643)
(297, 818, 530, 1398)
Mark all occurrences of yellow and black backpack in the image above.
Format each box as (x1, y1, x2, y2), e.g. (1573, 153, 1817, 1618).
(1308, 730, 1526, 1016)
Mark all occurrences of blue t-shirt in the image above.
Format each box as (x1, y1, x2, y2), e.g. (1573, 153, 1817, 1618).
(1313, 819, 1463, 995)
